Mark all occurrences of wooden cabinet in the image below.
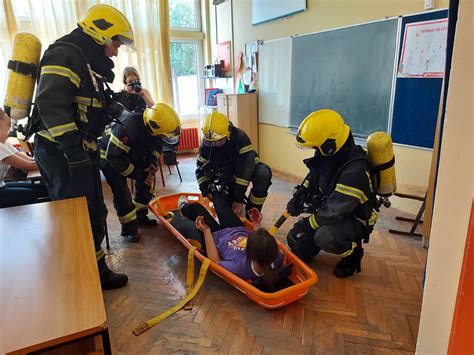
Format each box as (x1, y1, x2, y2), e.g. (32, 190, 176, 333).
(216, 93, 258, 152)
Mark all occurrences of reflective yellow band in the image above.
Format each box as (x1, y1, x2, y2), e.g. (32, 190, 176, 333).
(77, 104, 88, 123)
(339, 242, 357, 258)
(335, 183, 368, 204)
(120, 163, 134, 177)
(134, 201, 148, 211)
(309, 214, 319, 230)
(235, 177, 250, 187)
(110, 134, 131, 153)
(104, 127, 111, 136)
(96, 249, 105, 261)
(249, 193, 266, 205)
(366, 171, 374, 192)
(74, 96, 103, 108)
(41, 65, 81, 88)
(152, 151, 160, 160)
(239, 144, 253, 155)
(118, 209, 137, 224)
(47, 122, 78, 138)
(197, 176, 209, 185)
(369, 211, 377, 225)
(303, 179, 310, 188)
(254, 156, 260, 164)
(100, 149, 106, 159)
(197, 155, 208, 163)
(37, 130, 57, 142)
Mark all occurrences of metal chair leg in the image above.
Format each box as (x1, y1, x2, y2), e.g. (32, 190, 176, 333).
(176, 164, 182, 182)
(105, 222, 110, 250)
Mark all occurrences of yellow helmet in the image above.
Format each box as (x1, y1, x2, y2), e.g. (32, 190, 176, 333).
(202, 112, 230, 143)
(296, 109, 350, 156)
(143, 103, 181, 142)
(78, 4, 135, 50)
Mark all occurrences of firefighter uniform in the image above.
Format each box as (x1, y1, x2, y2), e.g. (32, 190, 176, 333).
(287, 109, 377, 278)
(99, 110, 163, 241)
(197, 116, 272, 213)
(30, 4, 135, 290)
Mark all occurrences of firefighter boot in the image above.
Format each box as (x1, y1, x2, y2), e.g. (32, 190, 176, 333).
(333, 246, 364, 278)
(98, 257, 128, 290)
(137, 209, 158, 226)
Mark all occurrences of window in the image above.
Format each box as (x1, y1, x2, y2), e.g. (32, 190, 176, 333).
(169, 0, 201, 31)
(170, 40, 203, 118)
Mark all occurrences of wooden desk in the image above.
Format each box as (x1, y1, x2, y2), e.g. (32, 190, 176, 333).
(0, 198, 110, 354)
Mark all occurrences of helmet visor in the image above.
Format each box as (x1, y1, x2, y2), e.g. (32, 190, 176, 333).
(160, 126, 181, 145)
(116, 34, 136, 52)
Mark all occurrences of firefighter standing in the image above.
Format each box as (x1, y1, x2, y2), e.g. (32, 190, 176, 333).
(196, 112, 272, 216)
(286, 109, 377, 278)
(31, 5, 134, 289)
(99, 103, 181, 242)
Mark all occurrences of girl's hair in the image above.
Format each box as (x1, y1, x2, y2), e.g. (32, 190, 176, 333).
(122, 66, 141, 85)
(246, 228, 280, 291)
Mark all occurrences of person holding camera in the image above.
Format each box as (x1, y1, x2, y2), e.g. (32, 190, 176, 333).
(30, 5, 134, 290)
(117, 66, 154, 111)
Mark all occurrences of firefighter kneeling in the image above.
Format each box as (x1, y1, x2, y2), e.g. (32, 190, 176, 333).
(99, 103, 181, 242)
(287, 109, 377, 278)
(197, 112, 272, 216)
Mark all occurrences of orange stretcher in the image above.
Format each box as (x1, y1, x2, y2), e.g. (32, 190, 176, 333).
(149, 193, 318, 309)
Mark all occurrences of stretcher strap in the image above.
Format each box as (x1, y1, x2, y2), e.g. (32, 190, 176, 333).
(269, 211, 290, 236)
(184, 246, 195, 310)
(132, 247, 210, 336)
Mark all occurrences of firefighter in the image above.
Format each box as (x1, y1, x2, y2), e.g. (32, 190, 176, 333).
(31, 4, 135, 289)
(99, 103, 181, 242)
(286, 109, 377, 278)
(196, 112, 272, 216)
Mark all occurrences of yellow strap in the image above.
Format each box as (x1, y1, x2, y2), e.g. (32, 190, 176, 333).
(184, 246, 195, 311)
(132, 248, 210, 336)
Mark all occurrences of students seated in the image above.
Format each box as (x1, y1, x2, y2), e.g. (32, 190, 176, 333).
(176, 193, 284, 291)
(0, 109, 49, 208)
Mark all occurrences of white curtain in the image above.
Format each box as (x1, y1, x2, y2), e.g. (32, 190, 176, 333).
(0, 0, 173, 106)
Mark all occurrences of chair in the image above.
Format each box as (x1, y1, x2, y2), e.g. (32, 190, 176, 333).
(389, 184, 426, 238)
(162, 139, 182, 183)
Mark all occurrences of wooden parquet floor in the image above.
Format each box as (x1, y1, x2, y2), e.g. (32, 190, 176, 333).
(101, 155, 426, 354)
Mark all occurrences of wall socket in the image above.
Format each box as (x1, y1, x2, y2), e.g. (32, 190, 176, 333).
(424, 0, 434, 10)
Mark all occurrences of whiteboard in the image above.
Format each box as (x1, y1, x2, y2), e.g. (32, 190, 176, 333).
(252, 0, 306, 25)
(258, 37, 291, 127)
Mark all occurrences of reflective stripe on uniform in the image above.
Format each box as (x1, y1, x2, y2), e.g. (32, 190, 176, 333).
(249, 193, 266, 205)
(197, 176, 209, 185)
(37, 130, 57, 142)
(100, 149, 106, 159)
(96, 248, 105, 261)
(152, 151, 160, 160)
(134, 201, 148, 211)
(309, 214, 319, 230)
(110, 134, 131, 153)
(366, 171, 374, 192)
(235, 177, 250, 187)
(335, 183, 368, 204)
(41, 65, 81, 88)
(303, 179, 310, 188)
(339, 242, 357, 258)
(254, 156, 260, 164)
(48, 122, 78, 138)
(197, 155, 208, 163)
(369, 211, 377, 225)
(118, 209, 137, 224)
(77, 104, 88, 123)
(74, 96, 103, 108)
(120, 163, 134, 177)
(239, 144, 253, 155)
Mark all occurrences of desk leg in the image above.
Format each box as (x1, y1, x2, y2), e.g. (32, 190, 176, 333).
(100, 328, 112, 355)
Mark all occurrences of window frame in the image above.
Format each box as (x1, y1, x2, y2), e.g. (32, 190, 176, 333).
(170, 38, 205, 120)
(169, 0, 202, 32)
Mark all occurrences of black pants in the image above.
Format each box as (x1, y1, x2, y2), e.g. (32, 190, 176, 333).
(34, 136, 107, 260)
(288, 217, 361, 262)
(100, 160, 153, 235)
(0, 181, 49, 208)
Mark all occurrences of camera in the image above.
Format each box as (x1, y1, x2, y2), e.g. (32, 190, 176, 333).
(128, 80, 142, 93)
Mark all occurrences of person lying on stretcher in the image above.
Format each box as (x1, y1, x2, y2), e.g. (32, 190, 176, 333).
(176, 194, 285, 291)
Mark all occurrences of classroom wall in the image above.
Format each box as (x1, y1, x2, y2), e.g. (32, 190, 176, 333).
(210, 0, 448, 214)
(417, 0, 473, 352)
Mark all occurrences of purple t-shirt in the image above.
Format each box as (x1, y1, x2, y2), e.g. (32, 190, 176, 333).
(213, 226, 284, 281)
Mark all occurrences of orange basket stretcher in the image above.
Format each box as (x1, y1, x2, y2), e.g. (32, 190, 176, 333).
(149, 193, 318, 309)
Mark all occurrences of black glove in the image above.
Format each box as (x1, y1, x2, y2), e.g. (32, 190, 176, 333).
(287, 186, 310, 216)
(290, 217, 315, 239)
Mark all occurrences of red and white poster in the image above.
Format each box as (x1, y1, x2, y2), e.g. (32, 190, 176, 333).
(398, 19, 448, 78)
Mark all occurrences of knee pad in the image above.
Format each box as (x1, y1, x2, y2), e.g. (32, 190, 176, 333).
(287, 229, 320, 262)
